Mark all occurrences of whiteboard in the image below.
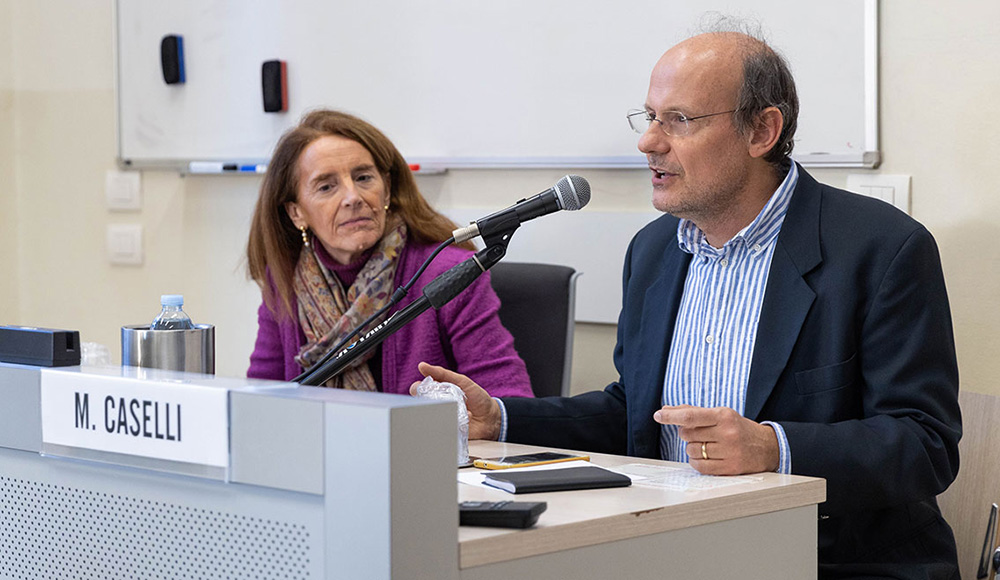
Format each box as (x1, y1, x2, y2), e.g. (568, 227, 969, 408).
(115, 0, 878, 170)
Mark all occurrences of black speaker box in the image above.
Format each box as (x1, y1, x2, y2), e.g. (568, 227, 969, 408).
(0, 325, 81, 367)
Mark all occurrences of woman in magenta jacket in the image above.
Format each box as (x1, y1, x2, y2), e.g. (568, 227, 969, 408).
(246, 109, 532, 397)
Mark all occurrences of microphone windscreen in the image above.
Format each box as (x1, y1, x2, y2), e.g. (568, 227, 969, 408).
(554, 175, 591, 211)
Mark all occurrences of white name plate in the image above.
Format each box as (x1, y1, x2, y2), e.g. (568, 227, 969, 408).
(40, 369, 229, 468)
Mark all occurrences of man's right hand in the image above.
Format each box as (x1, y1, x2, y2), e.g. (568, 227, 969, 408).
(410, 362, 502, 441)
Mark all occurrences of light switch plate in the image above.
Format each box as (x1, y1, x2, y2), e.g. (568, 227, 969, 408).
(106, 170, 142, 211)
(845, 174, 911, 215)
(107, 224, 143, 266)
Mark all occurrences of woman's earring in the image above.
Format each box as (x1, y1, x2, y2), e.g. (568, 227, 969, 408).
(384, 203, 390, 211)
(299, 225, 310, 248)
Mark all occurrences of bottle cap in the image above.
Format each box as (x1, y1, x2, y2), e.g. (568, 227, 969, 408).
(160, 294, 184, 307)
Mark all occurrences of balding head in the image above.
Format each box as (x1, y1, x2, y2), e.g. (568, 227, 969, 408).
(653, 33, 745, 115)
(666, 31, 756, 70)
(655, 31, 799, 168)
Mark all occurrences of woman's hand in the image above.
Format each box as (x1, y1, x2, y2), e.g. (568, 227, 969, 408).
(410, 362, 503, 440)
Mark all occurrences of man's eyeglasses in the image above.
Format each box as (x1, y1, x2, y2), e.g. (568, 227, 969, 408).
(627, 108, 737, 137)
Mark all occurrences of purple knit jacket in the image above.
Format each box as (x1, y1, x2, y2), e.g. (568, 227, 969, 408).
(247, 240, 534, 398)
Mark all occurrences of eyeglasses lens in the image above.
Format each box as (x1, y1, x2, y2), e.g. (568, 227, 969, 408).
(627, 110, 649, 134)
(627, 110, 691, 136)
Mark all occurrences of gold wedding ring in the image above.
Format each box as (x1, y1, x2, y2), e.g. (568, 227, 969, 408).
(701, 441, 709, 460)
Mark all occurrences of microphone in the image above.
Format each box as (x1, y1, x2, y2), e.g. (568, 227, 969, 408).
(452, 175, 591, 243)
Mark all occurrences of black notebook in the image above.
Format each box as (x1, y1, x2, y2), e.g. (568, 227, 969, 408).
(482, 465, 632, 494)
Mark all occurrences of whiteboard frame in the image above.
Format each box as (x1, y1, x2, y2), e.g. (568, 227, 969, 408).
(113, 0, 880, 172)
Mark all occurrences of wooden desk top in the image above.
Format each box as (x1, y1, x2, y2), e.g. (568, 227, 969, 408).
(458, 441, 826, 569)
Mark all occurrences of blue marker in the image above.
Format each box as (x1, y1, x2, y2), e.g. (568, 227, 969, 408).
(188, 162, 268, 174)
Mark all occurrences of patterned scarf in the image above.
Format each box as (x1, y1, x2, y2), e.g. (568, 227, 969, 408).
(292, 222, 407, 390)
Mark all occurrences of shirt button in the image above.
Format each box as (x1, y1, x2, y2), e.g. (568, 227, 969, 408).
(705, 335, 714, 344)
(719, 258, 729, 267)
(752, 244, 762, 253)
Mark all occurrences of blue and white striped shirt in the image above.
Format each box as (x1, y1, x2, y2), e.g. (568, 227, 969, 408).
(660, 163, 798, 474)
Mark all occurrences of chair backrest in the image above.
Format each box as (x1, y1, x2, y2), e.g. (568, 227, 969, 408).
(489, 262, 579, 398)
(938, 390, 1000, 580)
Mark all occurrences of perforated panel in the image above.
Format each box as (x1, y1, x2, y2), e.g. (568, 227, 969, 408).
(0, 476, 312, 579)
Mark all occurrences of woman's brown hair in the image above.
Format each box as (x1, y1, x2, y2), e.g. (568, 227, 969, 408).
(246, 109, 473, 319)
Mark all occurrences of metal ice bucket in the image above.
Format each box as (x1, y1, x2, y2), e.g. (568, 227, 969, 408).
(121, 324, 215, 374)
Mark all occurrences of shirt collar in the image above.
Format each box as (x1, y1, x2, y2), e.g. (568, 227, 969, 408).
(676, 162, 799, 257)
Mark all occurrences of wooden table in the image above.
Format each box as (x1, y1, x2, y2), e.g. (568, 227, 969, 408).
(458, 441, 826, 580)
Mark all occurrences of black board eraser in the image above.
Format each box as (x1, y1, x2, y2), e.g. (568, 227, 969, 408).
(262, 60, 287, 113)
(0, 325, 81, 367)
(160, 34, 185, 85)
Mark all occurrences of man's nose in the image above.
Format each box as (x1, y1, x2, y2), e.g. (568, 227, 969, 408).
(638, 124, 669, 155)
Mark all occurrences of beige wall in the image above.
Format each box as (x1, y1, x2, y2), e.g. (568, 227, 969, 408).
(1, 1, 997, 398)
(879, 1, 1000, 394)
(0, 0, 18, 323)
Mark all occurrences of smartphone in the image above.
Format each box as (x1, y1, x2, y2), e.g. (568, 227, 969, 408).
(472, 451, 589, 470)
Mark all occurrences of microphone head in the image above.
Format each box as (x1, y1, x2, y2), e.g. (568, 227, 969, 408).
(553, 175, 591, 211)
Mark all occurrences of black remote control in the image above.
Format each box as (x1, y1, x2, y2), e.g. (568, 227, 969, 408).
(459, 500, 547, 528)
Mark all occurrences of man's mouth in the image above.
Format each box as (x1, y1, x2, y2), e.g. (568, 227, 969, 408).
(650, 165, 677, 178)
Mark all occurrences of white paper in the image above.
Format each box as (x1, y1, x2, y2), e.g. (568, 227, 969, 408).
(608, 463, 764, 491)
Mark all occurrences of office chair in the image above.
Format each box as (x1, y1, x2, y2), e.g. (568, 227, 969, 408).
(489, 262, 580, 398)
(938, 390, 1000, 580)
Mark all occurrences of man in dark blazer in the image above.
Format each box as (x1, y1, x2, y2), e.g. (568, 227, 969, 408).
(416, 30, 961, 579)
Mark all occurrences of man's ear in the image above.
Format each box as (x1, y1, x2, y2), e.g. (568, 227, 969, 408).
(747, 107, 783, 160)
(285, 201, 304, 229)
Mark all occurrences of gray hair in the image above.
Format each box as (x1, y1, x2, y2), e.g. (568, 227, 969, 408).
(698, 15, 799, 169)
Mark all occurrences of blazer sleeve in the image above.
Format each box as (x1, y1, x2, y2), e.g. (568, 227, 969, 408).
(780, 226, 961, 515)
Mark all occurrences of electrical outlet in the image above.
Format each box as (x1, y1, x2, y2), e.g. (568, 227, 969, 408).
(106, 170, 142, 211)
(107, 224, 143, 266)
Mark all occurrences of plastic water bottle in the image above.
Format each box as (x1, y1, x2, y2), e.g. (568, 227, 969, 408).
(150, 295, 195, 330)
(415, 375, 470, 466)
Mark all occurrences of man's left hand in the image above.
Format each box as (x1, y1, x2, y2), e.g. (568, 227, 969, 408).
(654, 405, 780, 475)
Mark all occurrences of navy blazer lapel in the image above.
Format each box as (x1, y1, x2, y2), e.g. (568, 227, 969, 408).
(627, 228, 690, 458)
(637, 247, 689, 394)
(744, 166, 823, 420)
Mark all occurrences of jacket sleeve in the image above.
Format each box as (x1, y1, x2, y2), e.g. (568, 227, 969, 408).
(781, 227, 962, 515)
(247, 300, 287, 380)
